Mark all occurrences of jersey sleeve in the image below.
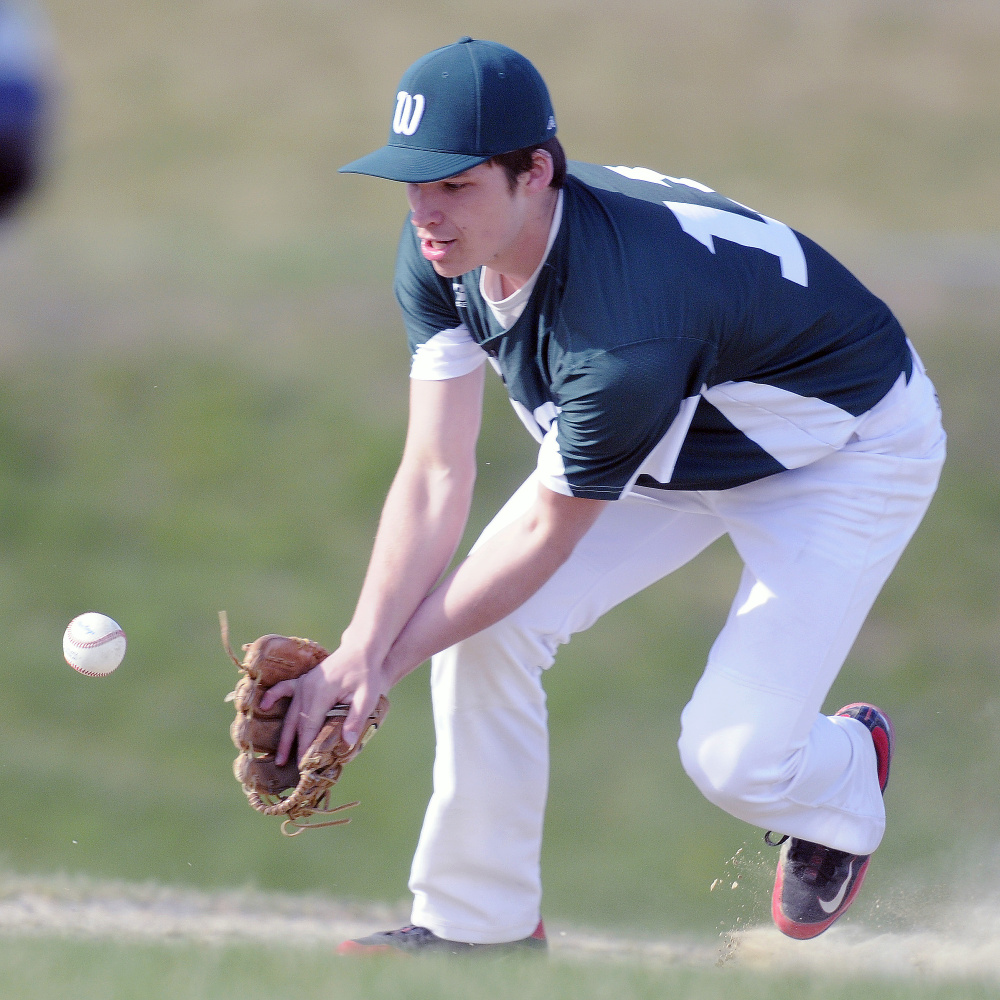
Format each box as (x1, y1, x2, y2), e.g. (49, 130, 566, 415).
(393, 220, 488, 381)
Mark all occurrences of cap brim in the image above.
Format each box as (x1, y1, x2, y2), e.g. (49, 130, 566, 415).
(338, 144, 492, 183)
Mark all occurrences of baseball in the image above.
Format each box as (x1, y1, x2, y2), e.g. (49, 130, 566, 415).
(63, 612, 127, 677)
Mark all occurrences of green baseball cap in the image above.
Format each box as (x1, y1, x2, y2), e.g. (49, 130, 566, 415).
(339, 37, 557, 183)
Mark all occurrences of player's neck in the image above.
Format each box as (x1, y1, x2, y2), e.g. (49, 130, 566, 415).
(485, 187, 559, 298)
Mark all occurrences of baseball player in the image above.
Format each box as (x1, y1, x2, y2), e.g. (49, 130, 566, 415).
(263, 38, 945, 951)
(0, 1, 51, 219)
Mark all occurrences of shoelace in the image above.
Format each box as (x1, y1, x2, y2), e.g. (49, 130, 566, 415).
(395, 925, 433, 939)
(787, 839, 852, 887)
(765, 831, 852, 889)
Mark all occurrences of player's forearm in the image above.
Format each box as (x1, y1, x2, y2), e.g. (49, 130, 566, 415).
(340, 456, 476, 667)
(382, 491, 605, 683)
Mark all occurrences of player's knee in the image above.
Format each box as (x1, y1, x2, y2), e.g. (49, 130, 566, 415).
(678, 710, 792, 813)
(429, 615, 557, 712)
(466, 605, 563, 669)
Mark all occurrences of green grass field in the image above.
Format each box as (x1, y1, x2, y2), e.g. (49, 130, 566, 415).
(1, 1, 999, 996)
(6, 936, 999, 1000)
(8, 937, 1000, 1000)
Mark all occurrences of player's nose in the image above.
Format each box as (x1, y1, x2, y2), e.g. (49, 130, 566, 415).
(406, 184, 443, 228)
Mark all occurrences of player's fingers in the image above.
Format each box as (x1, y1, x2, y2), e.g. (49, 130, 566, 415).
(274, 689, 302, 766)
(295, 710, 327, 766)
(260, 678, 296, 711)
(342, 687, 379, 748)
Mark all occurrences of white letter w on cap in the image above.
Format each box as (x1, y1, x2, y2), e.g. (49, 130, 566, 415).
(393, 92, 425, 136)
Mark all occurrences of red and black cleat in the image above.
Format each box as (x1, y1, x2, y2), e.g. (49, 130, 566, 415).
(770, 702, 895, 940)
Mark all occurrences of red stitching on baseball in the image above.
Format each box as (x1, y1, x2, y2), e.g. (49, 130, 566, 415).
(68, 664, 115, 676)
(68, 630, 125, 649)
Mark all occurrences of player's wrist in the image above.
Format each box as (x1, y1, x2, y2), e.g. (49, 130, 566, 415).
(336, 624, 389, 672)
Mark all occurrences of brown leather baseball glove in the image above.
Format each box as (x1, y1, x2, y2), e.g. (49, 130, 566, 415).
(221, 612, 388, 836)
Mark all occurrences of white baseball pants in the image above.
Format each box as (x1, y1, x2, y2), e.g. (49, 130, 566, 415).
(409, 354, 945, 944)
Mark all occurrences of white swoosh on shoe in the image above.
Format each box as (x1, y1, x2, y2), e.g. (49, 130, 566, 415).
(818, 860, 854, 914)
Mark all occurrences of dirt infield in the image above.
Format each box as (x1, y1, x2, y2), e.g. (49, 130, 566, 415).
(1, 872, 998, 981)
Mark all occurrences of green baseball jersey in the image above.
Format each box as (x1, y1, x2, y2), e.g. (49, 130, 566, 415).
(394, 162, 913, 500)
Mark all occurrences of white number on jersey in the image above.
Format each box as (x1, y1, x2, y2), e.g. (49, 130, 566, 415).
(607, 165, 809, 287)
(664, 202, 808, 287)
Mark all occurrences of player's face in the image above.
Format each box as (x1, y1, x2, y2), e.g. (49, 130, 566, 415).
(405, 162, 535, 280)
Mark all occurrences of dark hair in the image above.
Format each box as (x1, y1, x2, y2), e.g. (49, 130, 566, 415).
(490, 136, 566, 193)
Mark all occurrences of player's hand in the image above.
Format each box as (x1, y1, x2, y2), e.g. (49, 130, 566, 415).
(261, 648, 387, 766)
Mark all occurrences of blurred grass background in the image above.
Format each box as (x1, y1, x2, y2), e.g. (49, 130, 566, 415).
(7, 936, 1000, 1000)
(1, 0, 999, 952)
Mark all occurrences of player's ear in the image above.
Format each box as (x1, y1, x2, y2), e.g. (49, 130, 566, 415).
(524, 149, 554, 192)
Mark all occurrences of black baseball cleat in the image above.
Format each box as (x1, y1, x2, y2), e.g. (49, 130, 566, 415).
(337, 920, 548, 956)
(769, 702, 895, 940)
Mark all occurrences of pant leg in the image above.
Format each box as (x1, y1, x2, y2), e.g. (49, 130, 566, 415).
(678, 359, 946, 854)
(409, 480, 725, 943)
